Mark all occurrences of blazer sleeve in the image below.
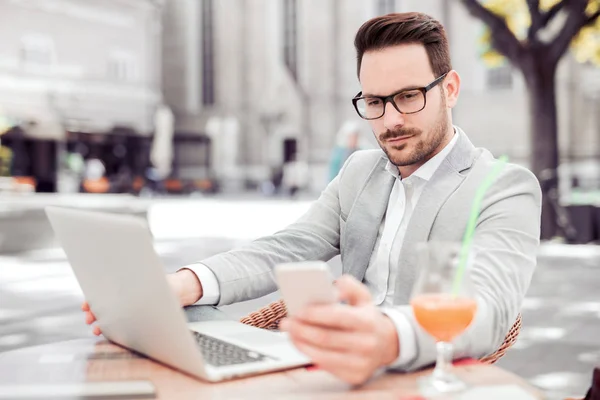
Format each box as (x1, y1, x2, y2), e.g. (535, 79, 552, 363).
(200, 153, 358, 306)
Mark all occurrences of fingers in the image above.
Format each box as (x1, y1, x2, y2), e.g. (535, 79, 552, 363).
(292, 340, 373, 386)
(82, 302, 101, 336)
(295, 303, 372, 331)
(280, 299, 387, 386)
(84, 311, 96, 325)
(335, 275, 372, 306)
(282, 317, 376, 355)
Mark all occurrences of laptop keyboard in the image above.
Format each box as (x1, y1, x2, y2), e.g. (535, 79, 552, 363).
(191, 331, 272, 367)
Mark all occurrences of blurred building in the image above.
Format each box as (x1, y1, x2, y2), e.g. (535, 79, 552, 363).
(2, 0, 595, 194)
(0, 0, 163, 192)
(163, 0, 599, 193)
(162, 0, 373, 192)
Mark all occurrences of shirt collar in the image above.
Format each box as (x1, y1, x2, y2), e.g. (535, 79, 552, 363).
(384, 127, 459, 181)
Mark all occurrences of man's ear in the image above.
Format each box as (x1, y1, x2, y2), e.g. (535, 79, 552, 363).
(444, 70, 461, 109)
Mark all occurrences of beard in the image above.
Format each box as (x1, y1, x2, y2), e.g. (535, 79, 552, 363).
(378, 103, 449, 167)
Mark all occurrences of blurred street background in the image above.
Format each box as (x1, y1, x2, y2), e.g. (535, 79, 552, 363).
(1, 0, 599, 399)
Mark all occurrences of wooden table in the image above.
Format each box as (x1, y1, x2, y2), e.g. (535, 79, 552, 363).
(0, 338, 543, 399)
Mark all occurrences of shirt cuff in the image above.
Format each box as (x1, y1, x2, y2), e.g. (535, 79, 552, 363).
(177, 263, 221, 305)
(380, 306, 417, 368)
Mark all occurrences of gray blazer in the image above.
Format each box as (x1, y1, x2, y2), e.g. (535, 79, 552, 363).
(201, 128, 542, 371)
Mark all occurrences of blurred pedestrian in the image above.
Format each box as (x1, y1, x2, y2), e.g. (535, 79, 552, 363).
(328, 121, 362, 182)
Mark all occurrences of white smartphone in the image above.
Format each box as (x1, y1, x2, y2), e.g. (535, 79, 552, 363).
(274, 261, 337, 316)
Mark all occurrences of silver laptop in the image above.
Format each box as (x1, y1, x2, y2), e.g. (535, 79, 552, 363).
(45, 206, 310, 382)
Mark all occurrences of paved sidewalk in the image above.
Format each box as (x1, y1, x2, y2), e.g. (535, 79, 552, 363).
(0, 196, 597, 398)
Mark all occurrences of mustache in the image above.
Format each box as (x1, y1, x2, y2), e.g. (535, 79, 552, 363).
(379, 127, 421, 142)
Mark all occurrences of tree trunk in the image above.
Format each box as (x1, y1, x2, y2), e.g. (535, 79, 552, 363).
(523, 56, 559, 239)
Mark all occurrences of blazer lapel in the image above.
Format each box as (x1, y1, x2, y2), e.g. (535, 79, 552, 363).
(393, 129, 478, 305)
(342, 157, 395, 281)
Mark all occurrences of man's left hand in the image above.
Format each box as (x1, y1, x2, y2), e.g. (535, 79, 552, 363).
(279, 275, 400, 385)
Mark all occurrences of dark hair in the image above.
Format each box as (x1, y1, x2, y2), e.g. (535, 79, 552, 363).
(354, 12, 452, 78)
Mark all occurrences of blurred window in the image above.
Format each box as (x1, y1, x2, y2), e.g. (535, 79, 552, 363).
(377, 0, 396, 15)
(283, 0, 298, 81)
(20, 34, 55, 66)
(486, 65, 513, 90)
(202, 0, 216, 105)
(108, 52, 136, 82)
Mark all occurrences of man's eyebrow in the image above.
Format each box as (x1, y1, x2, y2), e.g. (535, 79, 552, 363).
(362, 85, 422, 97)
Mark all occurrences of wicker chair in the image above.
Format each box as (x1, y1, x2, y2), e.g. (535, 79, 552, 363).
(240, 299, 522, 364)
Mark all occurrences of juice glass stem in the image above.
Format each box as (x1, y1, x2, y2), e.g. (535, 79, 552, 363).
(418, 341, 466, 395)
(432, 341, 453, 380)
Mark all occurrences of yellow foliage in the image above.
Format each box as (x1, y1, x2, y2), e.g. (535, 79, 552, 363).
(0, 115, 12, 136)
(479, 0, 600, 67)
(571, 23, 600, 64)
(0, 146, 12, 176)
(483, 0, 530, 39)
(585, 0, 600, 15)
(481, 49, 507, 67)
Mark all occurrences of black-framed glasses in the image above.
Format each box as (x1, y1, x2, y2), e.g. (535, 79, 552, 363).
(352, 72, 449, 120)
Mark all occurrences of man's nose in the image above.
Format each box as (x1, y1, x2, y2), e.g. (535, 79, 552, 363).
(383, 102, 405, 132)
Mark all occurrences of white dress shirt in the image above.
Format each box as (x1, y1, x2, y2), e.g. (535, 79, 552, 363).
(181, 130, 459, 368)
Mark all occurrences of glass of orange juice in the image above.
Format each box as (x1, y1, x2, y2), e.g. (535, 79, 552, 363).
(410, 242, 478, 395)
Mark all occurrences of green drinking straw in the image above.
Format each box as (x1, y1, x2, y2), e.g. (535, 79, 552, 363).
(452, 155, 509, 296)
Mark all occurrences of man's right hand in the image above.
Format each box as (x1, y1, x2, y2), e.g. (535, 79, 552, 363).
(82, 270, 204, 336)
(82, 301, 102, 336)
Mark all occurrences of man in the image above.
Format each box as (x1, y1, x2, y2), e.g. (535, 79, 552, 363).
(328, 121, 362, 182)
(84, 12, 541, 385)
